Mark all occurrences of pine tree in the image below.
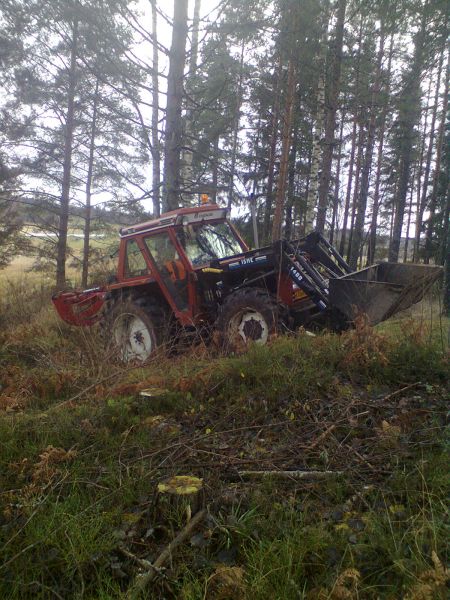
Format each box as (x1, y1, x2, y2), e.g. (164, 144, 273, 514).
(316, 0, 346, 234)
(366, 33, 394, 264)
(423, 52, 449, 263)
(349, 18, 385, 269)
(0, 0, 148, 284)
(388, 7, 427, 263)
(163, 0, 189, 211)
(151, 0, 161, 216)
(414, 45, 445, 260)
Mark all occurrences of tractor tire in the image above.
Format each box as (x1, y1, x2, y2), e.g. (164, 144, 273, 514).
(104, 296, 168, 363)
(216, 287, 281, 351)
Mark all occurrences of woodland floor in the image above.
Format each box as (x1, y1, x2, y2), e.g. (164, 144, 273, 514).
(0, 284, 448, 599)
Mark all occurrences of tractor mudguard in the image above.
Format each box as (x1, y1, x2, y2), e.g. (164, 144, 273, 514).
(52, 288, 106, 326)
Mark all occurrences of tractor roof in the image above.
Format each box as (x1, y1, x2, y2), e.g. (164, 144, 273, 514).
(119, 204, 227, 238)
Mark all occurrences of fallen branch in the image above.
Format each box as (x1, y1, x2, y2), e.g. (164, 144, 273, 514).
(306, 424, 336, 451)
(238, 470, 342, 480)
(350, 447, 376, 472)
(118, 546, 153, 570)
(380, 382, 421, 403)
(127, 508, 207, 598)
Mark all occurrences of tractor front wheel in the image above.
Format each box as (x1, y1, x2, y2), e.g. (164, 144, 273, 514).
(106, 297, 167, 363)
(217, 288, 281, 350)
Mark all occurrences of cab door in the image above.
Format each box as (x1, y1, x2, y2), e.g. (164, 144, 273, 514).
(143, 231, 195, 324)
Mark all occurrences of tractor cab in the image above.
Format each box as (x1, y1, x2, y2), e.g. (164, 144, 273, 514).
(112, 204, 247, 326)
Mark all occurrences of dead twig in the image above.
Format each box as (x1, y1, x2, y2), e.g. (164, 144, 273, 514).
(349, 447, 377, 472)
(305, 424, 336, 451)
(237, 470, 343, 480)
(127, 508, 207, 598)
(380, 382, 422, 403)
(118, 546, 153, 570)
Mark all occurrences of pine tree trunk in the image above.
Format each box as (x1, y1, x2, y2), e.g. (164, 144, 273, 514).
(366, 132, 384, 264)
(423, 56, 449, 263)
(388, 12, 426, 263)
(151, 0, 161, 216)
(163, 0, 188, 212)
(444, 200, 450, 312)
(228, 41, 245, 210)
(330, 112, 345, 245)
(339, 116, 357, 255)
(348, 24, 385, 270)
(272, 56, 296, 241)
(316, 0, 346, 234)
(414, 47, 445, 261)
(416, 47, 448, 262)
(189, 0, 201, 73)
(250, 119, 262, 246)
(412, 78, 433, 261)
(180, 0, 201, 198)
(285, 129, 298, 241)
(304, 2, 330, 232)
(403, 162, 416, 262)
(211, 136, 219, 203)
(339, 17, 363, 256)
(56, 19, 78, 289)
(81, 78, 99, 289)
(389, 193, 396, 246)
(305, 67, 325, 232)
(263, 59, 281, 242)
(367, 34, 394, 264)
(346, 121, 364, 262)
(300, 145, 313, 236)
(389, 149, 414, 263)
(441, 191, 449, 269)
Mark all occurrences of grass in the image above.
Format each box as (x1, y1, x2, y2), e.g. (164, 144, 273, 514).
(0, 226, 119, 289)
(178, 451, 449, 599)
(0, 283, 448, 599)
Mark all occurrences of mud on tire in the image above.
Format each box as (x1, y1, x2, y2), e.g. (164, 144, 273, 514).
(102, 295, 168, 363)
(216, 287, 282, 351)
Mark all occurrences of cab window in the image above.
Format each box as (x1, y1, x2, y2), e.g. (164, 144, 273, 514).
(124, 239, 148, 278)
(176, 221, 243, 266)
(144, 232, 189, 310)
(145, 232, 181, 266)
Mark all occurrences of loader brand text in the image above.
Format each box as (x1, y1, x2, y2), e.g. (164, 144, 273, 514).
(228, 255, 268, 269)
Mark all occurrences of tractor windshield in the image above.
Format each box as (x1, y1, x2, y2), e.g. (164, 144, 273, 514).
(177, 221, 243, 266)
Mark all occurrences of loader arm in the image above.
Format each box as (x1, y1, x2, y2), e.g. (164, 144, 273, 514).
(276, 240, 329, 311)
(297, 231, 352, 277)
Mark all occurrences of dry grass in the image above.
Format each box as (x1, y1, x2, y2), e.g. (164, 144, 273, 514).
(0, 281, 448, 599)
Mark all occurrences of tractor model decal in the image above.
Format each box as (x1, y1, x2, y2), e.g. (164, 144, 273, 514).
(228, 255, 268, 270)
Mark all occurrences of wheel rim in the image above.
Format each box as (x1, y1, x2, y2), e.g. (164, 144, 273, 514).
(113, 313, 154, 362)
(229, 309, 269, 345)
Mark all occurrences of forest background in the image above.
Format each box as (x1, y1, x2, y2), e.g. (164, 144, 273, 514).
(0, 0, 448, 290)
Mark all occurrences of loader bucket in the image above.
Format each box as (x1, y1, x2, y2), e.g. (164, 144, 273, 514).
(328, 263, 443, 326)
(52, 288, 106, 326)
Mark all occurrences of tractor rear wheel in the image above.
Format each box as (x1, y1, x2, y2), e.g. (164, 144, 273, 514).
(106, 297, 167, 363)
(217, 288, 281, 350)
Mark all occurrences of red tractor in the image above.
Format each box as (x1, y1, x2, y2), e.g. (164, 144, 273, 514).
(53, 202, 442, 362)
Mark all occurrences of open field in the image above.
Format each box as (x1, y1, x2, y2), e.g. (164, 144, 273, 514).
(0, 228, 119, 288)
(0, 283, 448, 599)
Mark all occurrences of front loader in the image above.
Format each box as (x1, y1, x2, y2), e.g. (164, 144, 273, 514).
(53, 203, 442, 362)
